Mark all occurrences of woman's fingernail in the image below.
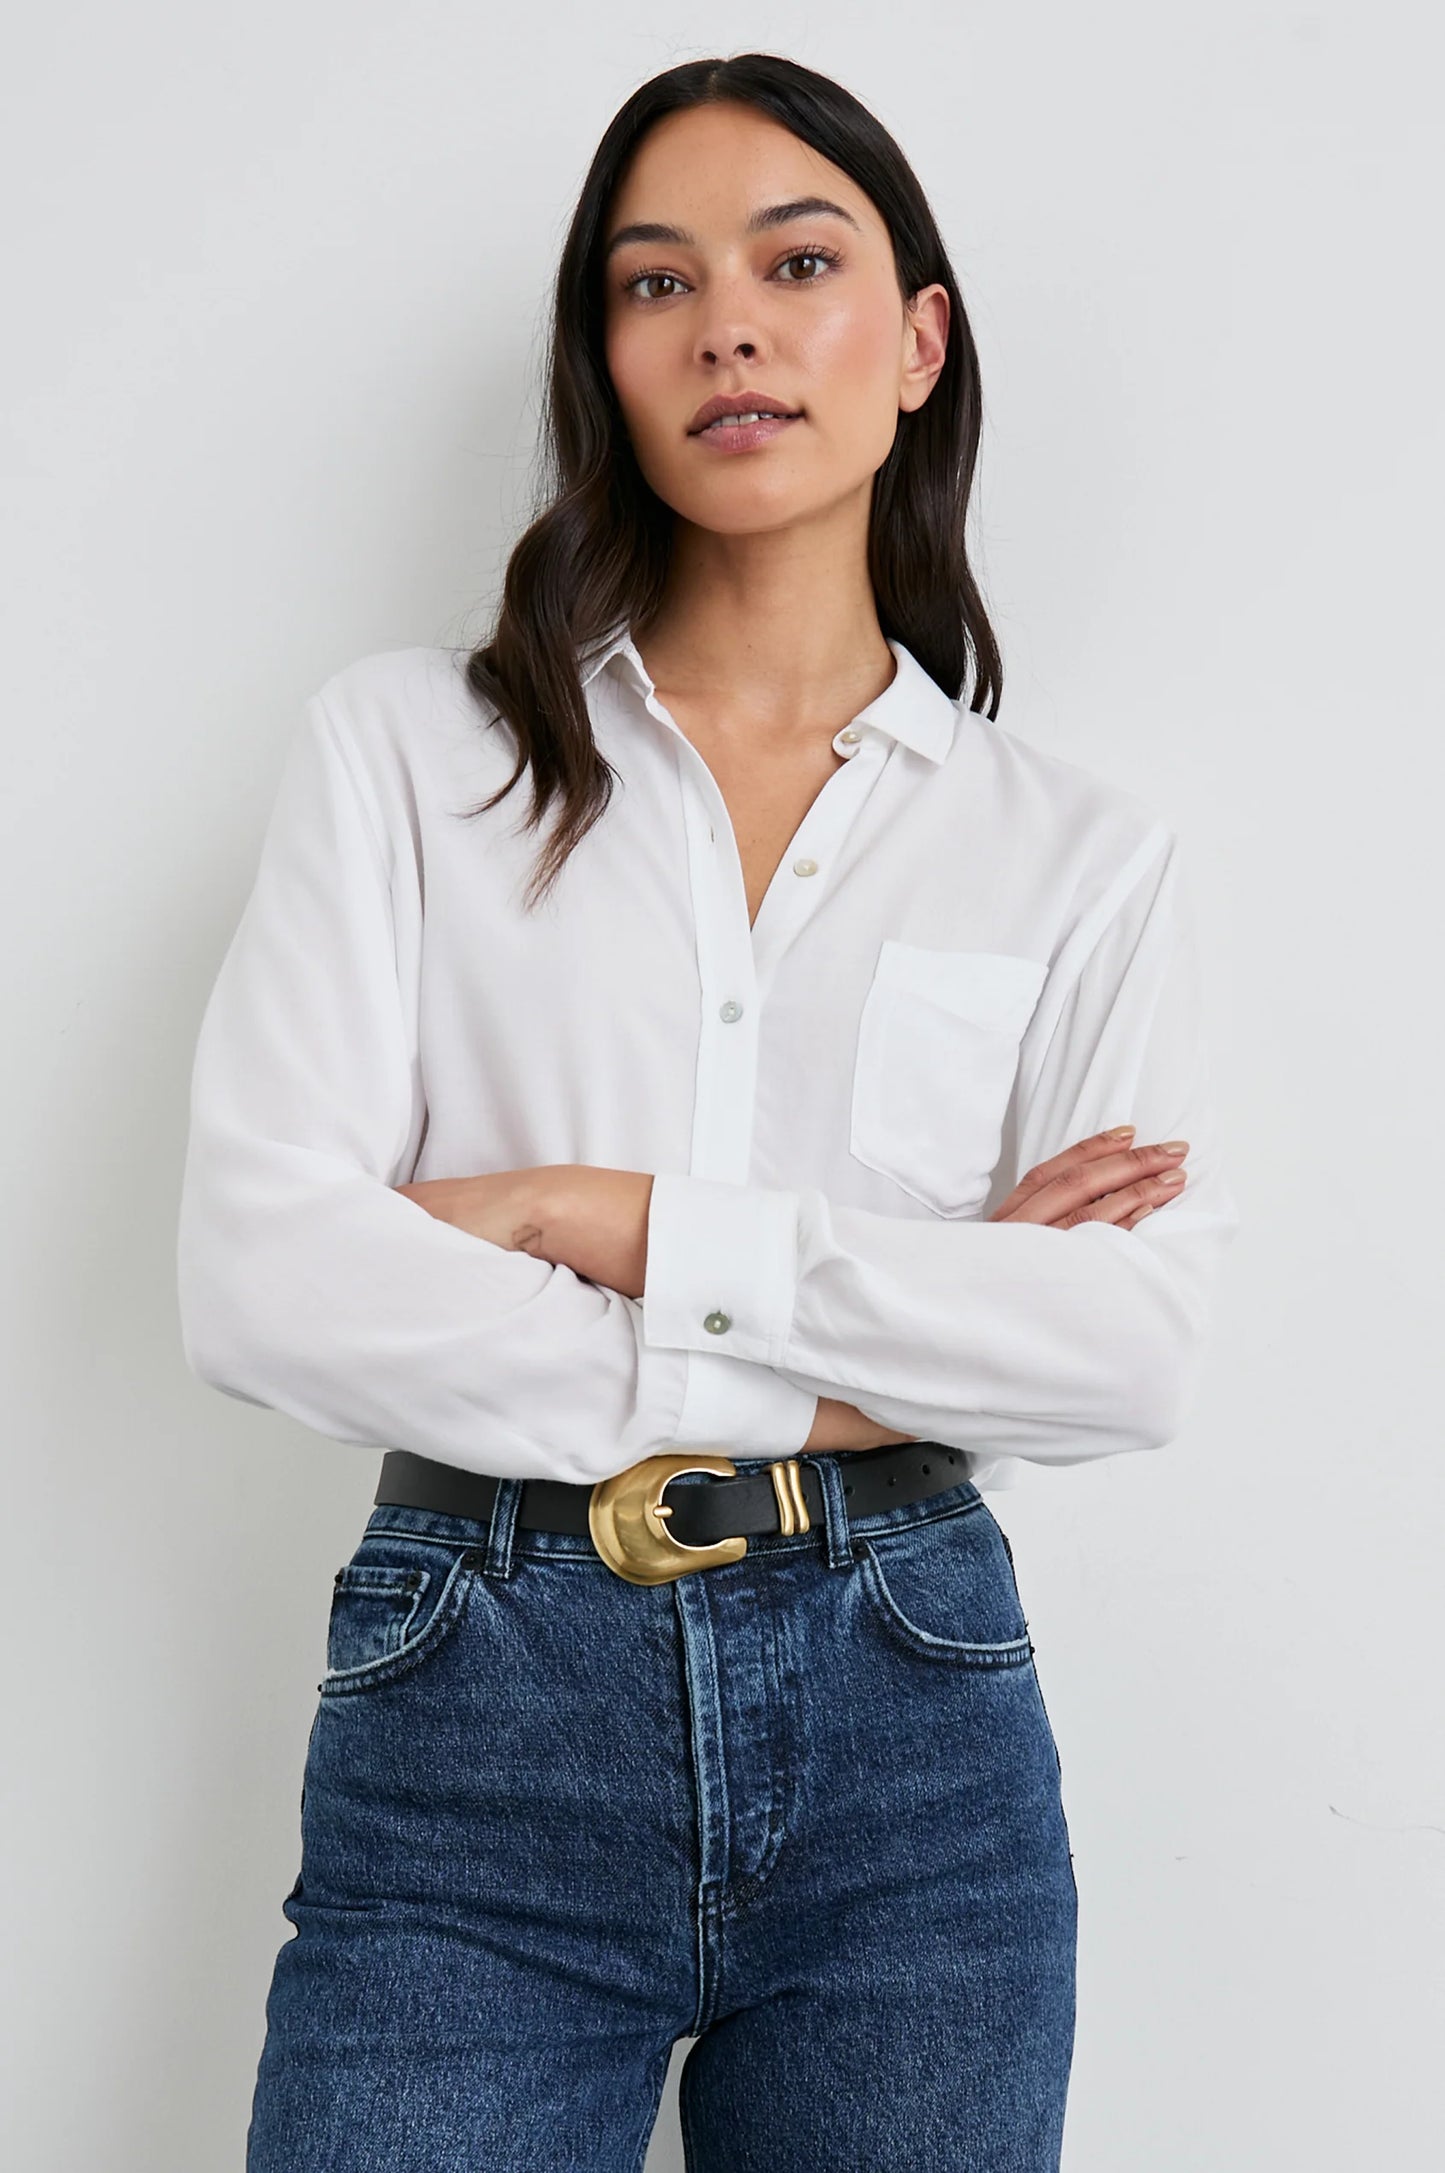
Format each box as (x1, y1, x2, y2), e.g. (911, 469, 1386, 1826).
(1159, 1140, 1189, 1153)
(1158, 1169, 1186, 1186)
(1103, 1124, 1135, 1139)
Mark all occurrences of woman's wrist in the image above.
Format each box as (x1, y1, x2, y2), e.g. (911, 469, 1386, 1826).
(522, 1164, 653, 1299)
(804, 1396, 916, 1452)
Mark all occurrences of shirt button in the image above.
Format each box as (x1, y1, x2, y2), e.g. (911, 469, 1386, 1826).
(837, 727, 862, 744)
(703, 1310, 732, 1335)
(792, 856, 818, 877)
(718, 999, 743, 1023)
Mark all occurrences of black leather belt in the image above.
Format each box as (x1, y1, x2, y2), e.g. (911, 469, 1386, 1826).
(374, 1438, 974, 1585)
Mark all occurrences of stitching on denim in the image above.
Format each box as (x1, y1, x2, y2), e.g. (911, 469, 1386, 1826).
(720, 1583, 793, 1913)
(857, 1541, 1034, 1666)
(318, 1551, 479, 1696)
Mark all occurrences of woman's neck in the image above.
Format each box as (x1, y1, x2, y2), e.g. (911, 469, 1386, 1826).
(634, 578, 893, 743)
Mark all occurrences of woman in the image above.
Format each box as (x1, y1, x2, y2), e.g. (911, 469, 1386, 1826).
(178, 52, 1239, 2173)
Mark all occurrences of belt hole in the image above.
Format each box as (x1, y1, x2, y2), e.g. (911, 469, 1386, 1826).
(843, 1484, 853, 1496)
(921, 1463, 930, 1474)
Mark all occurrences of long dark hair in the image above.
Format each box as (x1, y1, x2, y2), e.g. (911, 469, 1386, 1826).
(462, 51, 1001, 911)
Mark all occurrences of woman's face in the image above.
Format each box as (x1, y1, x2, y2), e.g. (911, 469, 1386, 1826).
(600, 102, 948, 536)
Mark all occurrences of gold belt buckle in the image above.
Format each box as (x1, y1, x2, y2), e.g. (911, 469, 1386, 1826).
(588, 1450, 812, 1587)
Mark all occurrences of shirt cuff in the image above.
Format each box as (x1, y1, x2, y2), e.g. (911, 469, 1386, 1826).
(670, 1349, 818, 1456)
(641, 1171, 800, 1366)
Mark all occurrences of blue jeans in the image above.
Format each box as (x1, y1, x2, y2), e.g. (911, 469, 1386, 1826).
(247, 1452, 1077, 2170)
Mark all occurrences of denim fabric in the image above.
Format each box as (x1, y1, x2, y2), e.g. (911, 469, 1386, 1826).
(247, 1451, 1077, 2171)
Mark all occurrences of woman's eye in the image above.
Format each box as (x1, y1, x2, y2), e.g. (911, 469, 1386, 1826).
(622, 245, 839, 303)
(776, 248, 838, 282)
(621, 271, 681, 301)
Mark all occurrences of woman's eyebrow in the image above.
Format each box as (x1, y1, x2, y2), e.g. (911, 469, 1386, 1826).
(603, 196, 862, 262)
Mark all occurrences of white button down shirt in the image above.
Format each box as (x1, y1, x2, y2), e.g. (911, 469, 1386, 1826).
(177, 625, 1240, 1494)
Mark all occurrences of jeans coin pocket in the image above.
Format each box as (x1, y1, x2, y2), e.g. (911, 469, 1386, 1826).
(320, 1533, 478, 1697)
(857, 1501, 1033, 1666)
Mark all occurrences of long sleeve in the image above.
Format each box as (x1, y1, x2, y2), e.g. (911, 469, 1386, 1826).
(176, 694, 817, 1483)
(640, 823, 1241, 1473)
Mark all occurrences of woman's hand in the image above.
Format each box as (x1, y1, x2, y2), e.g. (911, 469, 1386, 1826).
(988, 1124, 1188, 1230)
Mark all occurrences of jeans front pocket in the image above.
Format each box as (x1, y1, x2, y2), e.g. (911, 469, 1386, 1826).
(857, 1499, 1034, 1667)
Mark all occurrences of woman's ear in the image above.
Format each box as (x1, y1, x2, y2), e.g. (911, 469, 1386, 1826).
(899, 283, 950, 415)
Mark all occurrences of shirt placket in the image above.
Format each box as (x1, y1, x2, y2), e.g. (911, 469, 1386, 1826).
(657, 707, 892, 1189)
(630, 674, 893, 1424)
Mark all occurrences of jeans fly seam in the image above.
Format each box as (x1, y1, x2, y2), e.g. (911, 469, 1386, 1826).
(718, 1589, 795, 1916)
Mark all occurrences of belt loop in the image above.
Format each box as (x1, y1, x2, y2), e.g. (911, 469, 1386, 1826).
(482, 1476, 524, 1581)
(799, 1452, 856, 1571)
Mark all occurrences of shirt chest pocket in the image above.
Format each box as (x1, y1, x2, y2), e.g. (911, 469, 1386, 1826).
(848, 943, 1049, 1218)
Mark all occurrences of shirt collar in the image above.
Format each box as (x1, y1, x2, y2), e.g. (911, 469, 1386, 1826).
(578, 619, 958, 764)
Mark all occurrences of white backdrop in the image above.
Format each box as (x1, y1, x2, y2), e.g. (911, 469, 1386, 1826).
(3, 6, 1440, 2167)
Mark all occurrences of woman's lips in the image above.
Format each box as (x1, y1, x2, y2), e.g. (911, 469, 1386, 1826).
(690, 414, 803, 453)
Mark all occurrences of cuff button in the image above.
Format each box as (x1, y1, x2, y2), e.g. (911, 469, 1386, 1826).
(703, 1310, 732, 1334)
